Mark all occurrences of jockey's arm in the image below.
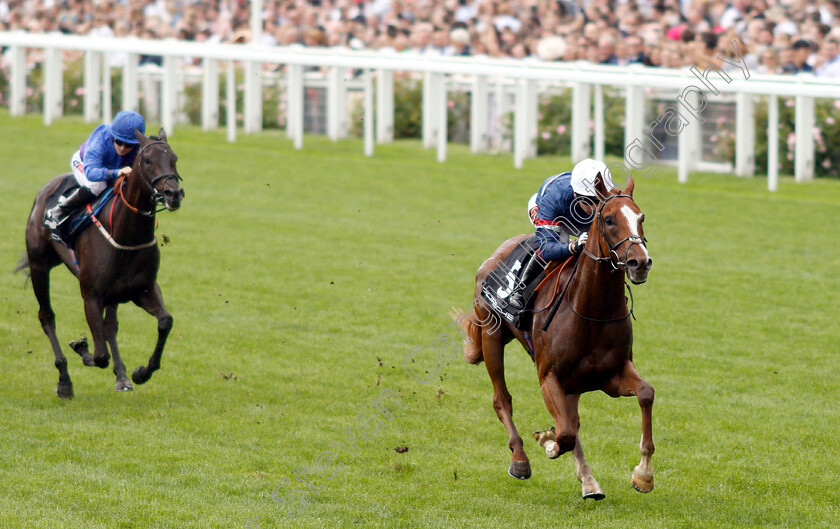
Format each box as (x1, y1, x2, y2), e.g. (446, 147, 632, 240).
(82, 139, 121, 184)
(535, 227, 576, 262)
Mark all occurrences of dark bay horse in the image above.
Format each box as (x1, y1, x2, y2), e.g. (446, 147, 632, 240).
(18, 129, 184, 398)
(455, 174, 654, 500)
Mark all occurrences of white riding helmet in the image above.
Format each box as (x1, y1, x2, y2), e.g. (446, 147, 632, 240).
(527, 193, 538, 226)
(570, 159, 615, 197)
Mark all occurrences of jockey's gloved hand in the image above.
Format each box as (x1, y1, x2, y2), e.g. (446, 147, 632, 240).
(570, 232, 588, 254)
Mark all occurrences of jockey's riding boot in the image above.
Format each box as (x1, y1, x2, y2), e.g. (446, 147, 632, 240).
(44, 187, 97, 230)
(507, 252, 546, 311)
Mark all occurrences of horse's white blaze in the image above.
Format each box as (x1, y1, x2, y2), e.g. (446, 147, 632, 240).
(620, 205, 649, 259)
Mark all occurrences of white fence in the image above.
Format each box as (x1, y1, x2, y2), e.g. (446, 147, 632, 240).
(2, 31, 839, 191)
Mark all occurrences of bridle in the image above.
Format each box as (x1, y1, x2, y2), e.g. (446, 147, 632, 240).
(116, 140, 183, 217)
(582, 193, 647, 272)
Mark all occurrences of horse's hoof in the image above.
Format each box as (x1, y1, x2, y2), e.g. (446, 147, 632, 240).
(544, 440, 561, 459)
(631, 471, 654, 493)
(582, 484, 605, 500)
(508, 460, 531, 480)
(132, 366, 150, 385)
(115, 378, 134, 392)
(56, 381, 74, 399)
(69, 337, 88, 352)
(93, 354, 110, 369)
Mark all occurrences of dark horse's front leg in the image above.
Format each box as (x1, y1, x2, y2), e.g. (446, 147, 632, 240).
(105, 305, 133, 391)
(82, 295, 111, 369)
(131, 283, 173, 385)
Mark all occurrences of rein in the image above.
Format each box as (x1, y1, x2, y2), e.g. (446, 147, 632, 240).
(89, 140, 181, 251)
(540, 193, 644, 329)
(114, 140, 182, 217)
(582, 193, 647, 272)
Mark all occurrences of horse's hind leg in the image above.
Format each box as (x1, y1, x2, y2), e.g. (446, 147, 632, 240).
(104, 305, 133, 391)
(483, 330, 530, 479)
(131, 283, 172, 385)
(603, 361, 655, 493)
(30, 266, 73, 399)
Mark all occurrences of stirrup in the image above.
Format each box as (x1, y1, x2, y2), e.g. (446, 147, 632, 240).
(44, 208, 62, 230)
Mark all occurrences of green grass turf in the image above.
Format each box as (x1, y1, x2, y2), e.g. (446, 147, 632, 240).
(1, 111, 839, 528)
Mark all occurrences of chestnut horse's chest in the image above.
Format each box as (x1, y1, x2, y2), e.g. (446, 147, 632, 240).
(537, 318, 633, 394)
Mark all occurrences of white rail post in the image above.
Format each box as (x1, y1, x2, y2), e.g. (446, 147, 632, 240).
(244, 60, 262, 133)
(572, 82, 591, 162)
(767, 94, 778, 192)
(470, 74, 488, 153)
(289, 64, 304, 149)
(794, 94, 815, 182)
(525, 79, 538, 158)
(44, 47, 63, 125)
(437, 74, 448, 163)
(327, 66, 341, 141)
(202, 58, 219, 130)
(678, 104, 701, 184)
(735, 92, 755, 176)
(10, 45, 26, 117)
(122, 53, 139, 112)
(226, 60, 236, 142)
(422, 71, 438, 149)
(364, 69, 374, 157)
(376, 69, 394, 143)
(83, 50, 101, 122)
(285, 64, 295, 139)
(624, 84, 645, 156)
(594, 84, 605, 161)
(162, 54, 176, 134)
(102, 62, 112, 122)
(513, 79, 528, 169)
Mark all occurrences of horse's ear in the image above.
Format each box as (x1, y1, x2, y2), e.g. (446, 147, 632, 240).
(158, 128, 167, 142)
(593, 171, 610, 201)
(624, 175, 635, 197)
(135, 129, 148, 144)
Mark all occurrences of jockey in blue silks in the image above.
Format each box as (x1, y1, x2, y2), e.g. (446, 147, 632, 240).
(45, 110, 147, 229)
(508, 158, 616, 310)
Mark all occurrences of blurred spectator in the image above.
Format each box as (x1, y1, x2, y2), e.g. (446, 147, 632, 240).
(2, 0, 839, 78)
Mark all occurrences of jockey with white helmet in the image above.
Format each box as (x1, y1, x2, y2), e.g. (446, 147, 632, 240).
(45, 110, 147, 230)
(508, 158, 615, 310)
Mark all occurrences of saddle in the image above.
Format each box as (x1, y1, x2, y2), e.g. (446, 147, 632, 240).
(45, 175, 114, 248)
(480, 236, 546, 330)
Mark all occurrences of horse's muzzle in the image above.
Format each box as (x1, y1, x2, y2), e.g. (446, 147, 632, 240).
(626, 256, 652, 284)
(163, 188, 185, 211)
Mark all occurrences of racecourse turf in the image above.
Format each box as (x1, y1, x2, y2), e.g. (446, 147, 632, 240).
(1, 111, 838, 528)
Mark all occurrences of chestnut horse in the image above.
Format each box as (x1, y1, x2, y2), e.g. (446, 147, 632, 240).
(18, 129, 184, 398)
(455, 174, 654, 500)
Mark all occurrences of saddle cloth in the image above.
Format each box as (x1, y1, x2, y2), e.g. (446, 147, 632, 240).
(480, 235, 546, 330)
(45, 174, 114, 248)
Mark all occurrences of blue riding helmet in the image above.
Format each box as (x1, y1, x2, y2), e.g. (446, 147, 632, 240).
(109, 110, 146, 145)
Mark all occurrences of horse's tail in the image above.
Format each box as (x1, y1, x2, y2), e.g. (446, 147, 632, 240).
(449, 306, 484, 365)
(14, 253, 31, 288)
(14, 254, 30, 277)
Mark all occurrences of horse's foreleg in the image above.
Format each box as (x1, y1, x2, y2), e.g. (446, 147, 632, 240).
(538, 373, 576, 457)
(483, 331, 530, 480)
(83, 296, 110, 369)
(31, 267, 73, 399)
(565, 394, 605, 500)
(603, 361, 655, 493)
(131, 284, 172, 385)
(104, 305, 132, 391)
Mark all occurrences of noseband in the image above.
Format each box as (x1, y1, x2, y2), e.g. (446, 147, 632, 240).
(582, 194, 647, 272)
(117, 140, 183, 216)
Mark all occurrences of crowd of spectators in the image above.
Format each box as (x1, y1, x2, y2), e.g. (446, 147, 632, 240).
(1, 0, 840, 77)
